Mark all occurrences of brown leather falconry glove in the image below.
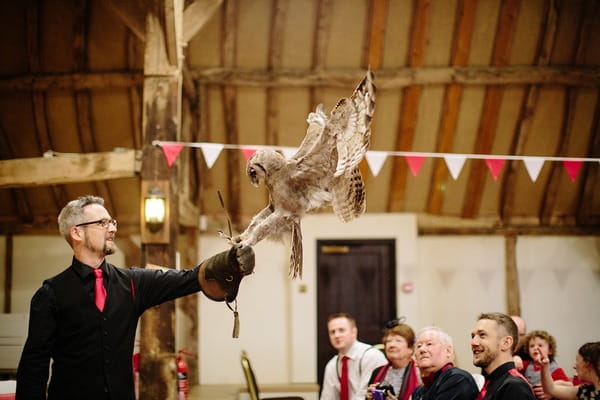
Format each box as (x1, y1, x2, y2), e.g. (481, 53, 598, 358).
(202, 244, 255, 303)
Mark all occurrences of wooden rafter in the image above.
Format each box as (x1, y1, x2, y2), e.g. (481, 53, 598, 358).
(541, 0, 596, 225)
(3, 66, 599, 92)
(309, 0, 334, 112)
(0, 124, 32, 221)
(182, 0, 223, 43)
(221, 0, 242, 226)
(500, 0, 559, 224)
(388, 0, 431, 211)
(163, 0, 179, 67)
(462, 0, 521, 218)
(427, 0, 477, 215)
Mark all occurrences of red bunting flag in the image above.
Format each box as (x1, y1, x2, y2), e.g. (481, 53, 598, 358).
(405, 156, 426, 177)
(160, 143, 184, 167)
(485, 159, 505, 180)
(241, 148, 257, 161)
(562, 160, 583, 182)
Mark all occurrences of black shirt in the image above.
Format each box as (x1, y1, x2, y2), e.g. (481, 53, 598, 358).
(16, 257, 201, 400)
(412, 363, 479, 400)
(481, 361, 536, 400)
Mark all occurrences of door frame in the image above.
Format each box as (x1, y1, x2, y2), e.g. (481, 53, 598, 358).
(287, 213, 420, 383)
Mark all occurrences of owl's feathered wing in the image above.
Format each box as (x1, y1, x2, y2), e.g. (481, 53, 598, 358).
(239, 70, 376, 279)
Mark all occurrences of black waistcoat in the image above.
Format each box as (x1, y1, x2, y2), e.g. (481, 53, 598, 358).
(45, 264, 137, 400)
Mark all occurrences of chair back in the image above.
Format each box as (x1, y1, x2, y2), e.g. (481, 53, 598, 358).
(241, 350, 260, 400)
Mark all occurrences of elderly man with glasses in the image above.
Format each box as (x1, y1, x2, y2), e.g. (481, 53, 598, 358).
(16, 195, 255, 400)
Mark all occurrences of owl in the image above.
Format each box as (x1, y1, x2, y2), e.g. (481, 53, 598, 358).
(236, 70, 375, 278)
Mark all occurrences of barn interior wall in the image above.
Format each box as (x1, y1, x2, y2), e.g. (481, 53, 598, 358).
(2, 217, 599, 386)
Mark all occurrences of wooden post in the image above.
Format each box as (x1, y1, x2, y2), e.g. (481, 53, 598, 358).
(505, 233, 521, 316)
(139, 1, 183, 399)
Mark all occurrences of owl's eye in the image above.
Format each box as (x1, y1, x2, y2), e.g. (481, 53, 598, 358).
(249, 169, 257, 179)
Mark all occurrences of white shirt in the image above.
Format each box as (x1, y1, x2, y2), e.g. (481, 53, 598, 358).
(320, 341, 387, 400)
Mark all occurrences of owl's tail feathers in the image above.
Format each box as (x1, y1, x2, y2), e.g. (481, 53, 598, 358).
(289, 219, 303, 279)
(332, 167, 366, 223)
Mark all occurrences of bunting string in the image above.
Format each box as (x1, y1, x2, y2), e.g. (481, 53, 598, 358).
(153, 140, 600, 183)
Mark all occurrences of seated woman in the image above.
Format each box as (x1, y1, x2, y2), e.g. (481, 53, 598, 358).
(537, 341, 600, 400)
(521, 330, 570, 398)
(365, 319, 420, 400)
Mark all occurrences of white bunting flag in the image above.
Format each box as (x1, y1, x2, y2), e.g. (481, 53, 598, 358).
(200, 143, 224, 168)
(444, 155, 467, 180)
(523, 157, 545, 182)
(365, 151, 388, 176)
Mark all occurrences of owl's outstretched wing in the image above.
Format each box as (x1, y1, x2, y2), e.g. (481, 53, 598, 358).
(290, 70, 375, 179)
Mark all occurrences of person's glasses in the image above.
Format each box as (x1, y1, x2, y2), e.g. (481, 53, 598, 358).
(75, 218, 117, 229)
(385, 317, 407, 330)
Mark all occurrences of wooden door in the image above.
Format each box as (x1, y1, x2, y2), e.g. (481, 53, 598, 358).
(316, 239, 396, 387)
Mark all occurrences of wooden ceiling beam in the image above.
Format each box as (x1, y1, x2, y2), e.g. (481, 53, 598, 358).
(266, 0, 288, 146)
(182, 0, 223, 43)
(427, 0, 477, 215)
(309, 0, 334, 111)
(500, 0, 559, 223)
(462, 0, 521, 218)
(0, 124, 33, 222)
(0, 150, 141, 188)
(388, 0, 431, 211)
(3, 65, 600, 92)
(99, 0, 146, 42)
(163, 0, 180, 67)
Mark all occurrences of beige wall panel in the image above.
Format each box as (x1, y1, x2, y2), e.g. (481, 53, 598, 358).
(237, 0, 271, 69)
(186, 7, 222, 68)
(468, 0, 501, 65)
(91, 90, 136, 150)
(45, 92, 81, 152)
(277, 88, 312, 147)
(551, 0, 584, 65)
(40, 0, 79, 73)
(425, 0, 457, 66)
(325, 0, 367, 68)
(88, 0, 129, 70)
(510, 0, 544, 65)
(382, 0, 412, 68)
(280, 1, 317, 69)
(0, 94, 37, 157)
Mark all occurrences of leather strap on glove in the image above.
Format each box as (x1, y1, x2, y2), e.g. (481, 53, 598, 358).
(203, 244, 255, 303)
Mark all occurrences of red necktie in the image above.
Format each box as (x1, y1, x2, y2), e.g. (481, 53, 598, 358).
(94, 268, 107, 312)
(340, 356, 349, 400)
(477, 379, 489, 400)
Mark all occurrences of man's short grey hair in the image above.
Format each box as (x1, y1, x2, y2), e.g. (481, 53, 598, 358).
(417, 326, 454, 348)
(58, 195, 105, 245)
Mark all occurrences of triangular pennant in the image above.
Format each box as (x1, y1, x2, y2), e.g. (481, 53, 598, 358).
(200, 143, 224, 168)
(478, 269, 495, 290)
(405, 156, 426, 177)
(365, 151, 388, 176)
(562, 160, 583, 182)
(522, 157, 545, 182)
(444, 155, 466, 180)
(160, 143, 184, 167)
(280, 147, 297, 159)
(485, 158, 506, 180)
(241, 148, 257, 161)
(436, 268, 455, 289)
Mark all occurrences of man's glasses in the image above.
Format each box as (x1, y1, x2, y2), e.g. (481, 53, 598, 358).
(75, 218, 118, 229)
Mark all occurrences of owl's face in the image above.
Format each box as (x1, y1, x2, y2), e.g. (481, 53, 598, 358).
(246, 150, 285, 187)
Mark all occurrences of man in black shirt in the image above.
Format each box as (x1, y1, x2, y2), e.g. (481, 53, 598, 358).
(471, 312, 536, 400)
(411, 326, 478, 400)
(16, 195, 255, 400)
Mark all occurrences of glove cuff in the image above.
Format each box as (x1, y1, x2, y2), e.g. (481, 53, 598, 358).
(203, 247, 241, 303)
